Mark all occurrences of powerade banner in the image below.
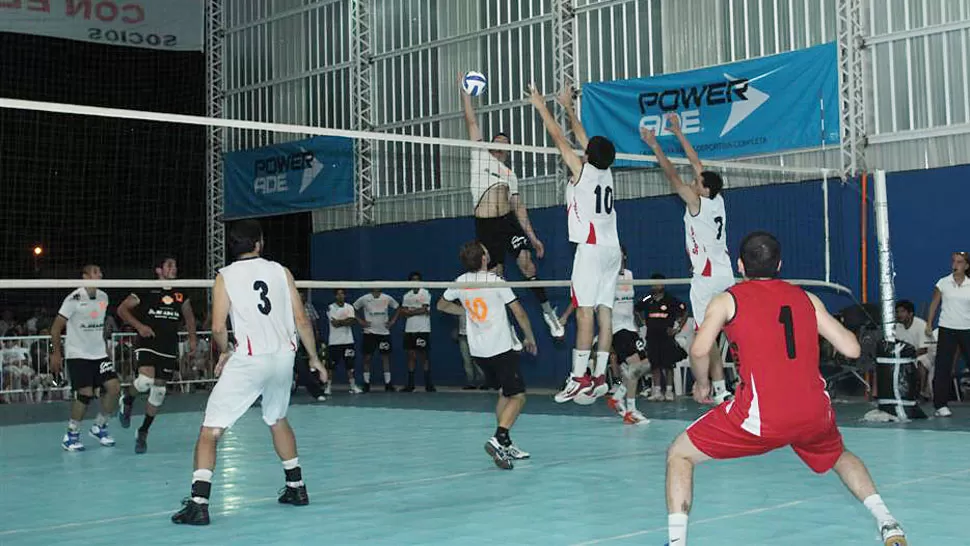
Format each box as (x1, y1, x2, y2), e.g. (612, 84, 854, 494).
(224, 136, 354, 220)
(581, 42, 839, 162)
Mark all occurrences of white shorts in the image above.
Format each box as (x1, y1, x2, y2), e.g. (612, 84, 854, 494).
(690, 274, 736, 327)
(570, 244, 623, 309)
(202, 350, 295, 429)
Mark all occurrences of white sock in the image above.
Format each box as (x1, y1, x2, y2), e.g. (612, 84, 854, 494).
(668, 513, 688, 545)
(572, 349, 591, 377)
(713, 379, 727, 395)
(652, 386, 662, 396)
(363, 372, 371, 384)
(626, 397, 637, 411)
(593, 352, 609, 377)
(612, 383, 627, 401)
(95, 413, 108, 427)
(541, 301, 554, 315)
(383, 372, 392, 384)
(665, 385, 674, 394)
(192, 468, 213, 504)
(863, 494, 894, 527)
(68, 419, 80, 432)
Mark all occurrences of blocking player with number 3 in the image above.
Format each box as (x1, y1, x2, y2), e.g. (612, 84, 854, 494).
(172, 220, 328, 526)
(438, 241, 538, 470)
(527, 83, 622, 405)
(641, 114, 734, 404)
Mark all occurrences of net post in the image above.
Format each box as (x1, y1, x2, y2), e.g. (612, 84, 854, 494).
(823, 170, 831, 284)
(872, 169, 894, 342)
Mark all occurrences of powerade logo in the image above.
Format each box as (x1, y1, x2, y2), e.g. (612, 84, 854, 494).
(253, 151, 321, 195)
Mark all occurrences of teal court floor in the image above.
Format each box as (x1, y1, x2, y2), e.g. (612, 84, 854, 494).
(0, 390, 965, 545)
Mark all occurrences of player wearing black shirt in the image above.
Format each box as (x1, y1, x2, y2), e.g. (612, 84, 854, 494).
(117, 256, 197, 453)
(638, 273, 687, 401)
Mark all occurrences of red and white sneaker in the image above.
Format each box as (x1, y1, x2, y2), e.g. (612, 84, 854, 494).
(623, 409, 650, 426)
(574, 374, 608, 405)
(554, 375, 593, 403)
(606, 397, 627, 416)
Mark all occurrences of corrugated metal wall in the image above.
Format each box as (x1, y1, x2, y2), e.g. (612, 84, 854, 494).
(220, 0, 970, 233)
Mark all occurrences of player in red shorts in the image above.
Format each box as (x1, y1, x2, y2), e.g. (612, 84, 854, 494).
(664, 231, 907, 546)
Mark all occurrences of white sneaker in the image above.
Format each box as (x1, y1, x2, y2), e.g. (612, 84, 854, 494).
(506, 444, 530, 460)
(324, 383, 332, 396)
(315, 395, 328, 402)
(713, 389, 734, 404)
(664, 389, 675, 401)
(349, 383, 363, 394)
(880, 520, 907, 546)
(935, 406, 953, 418)
(647, 388, 664, 402)
(89, 424, 115, 447)
(623, 409, 650, 426)
(555, 375, 593, 403)
(574, 375, 608, 405)
(542, 311, 565, 339)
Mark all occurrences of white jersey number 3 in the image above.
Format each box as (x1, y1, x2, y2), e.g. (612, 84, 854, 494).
(254, 280, 272, 315)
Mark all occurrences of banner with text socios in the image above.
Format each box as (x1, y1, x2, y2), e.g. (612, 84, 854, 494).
(224, 136, 355, 220)
(581, 42, 840, 163)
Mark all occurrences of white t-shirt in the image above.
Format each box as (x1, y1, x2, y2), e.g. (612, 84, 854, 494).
(565, 164, 619, 247)
(402, 288, 432, 333)
(612, 269, 637, 334)
(469, 147, 518, 208)
(936, 274, 970, 330)
(57, 288, 109, 360)
(327, 302, 356, 346)
(354, 293, 399, 335)
(685, 194, 733, 278)
(443, 271, 517, 358)
(895, 317, 930, 365)
(220, 257, 297, 356)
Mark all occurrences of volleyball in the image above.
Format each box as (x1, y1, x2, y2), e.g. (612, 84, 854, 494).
(462, 71, 487, 96)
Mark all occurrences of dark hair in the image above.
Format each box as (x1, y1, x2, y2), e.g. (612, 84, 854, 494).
(586, 136, 615, 170)
(492, 132, 510, 142)
(650, 272, 666, 280)
(700, 171, 724, 198)
(459, 240, 486, 272)
(334, 288, 346, 296)
(895, 300, 915, 314)
(408, 271, 422, 280)
(228, 219, 263, 258)
(81, 264, 100, 277)
(154, 255, 177, 271)
(739, 231, 781, 278)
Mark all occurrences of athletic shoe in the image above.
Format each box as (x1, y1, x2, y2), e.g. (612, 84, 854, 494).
(575, 375, 608, 405)
(171, 498, 210, 525)
(324, 383, 332, 396)
(623, 410, 650, 426)
(713, 390, 734, 404)
(880, 521, 907, 546)
(362, 382, 371, 393)
(554, 375, 593, 403)
(349, 383, 363, 394)
(89, 424, 115, 447)
(278, 485, 310, 506)
(315, 395, 328, 402)
(664, 389, 676, 402)
(384, 383, 397, 392)
(606, 397, 627, 416)
(118, 395, 132, 428)
(506, 444, 530, 460)
(647, 387, 665, 402)
(935, 406, 952, 417)
(62, 430, 85, 452)
(484, 437, 514, 470)
(543, 310, 565, 339)
(135, 429, 148, 454)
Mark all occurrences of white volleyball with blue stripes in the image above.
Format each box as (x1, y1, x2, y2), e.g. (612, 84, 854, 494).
(462, 71, 487, 96)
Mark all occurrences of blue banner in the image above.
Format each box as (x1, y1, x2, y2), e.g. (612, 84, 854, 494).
(581, 42, 839, 162)
(224, 136, 354, 220)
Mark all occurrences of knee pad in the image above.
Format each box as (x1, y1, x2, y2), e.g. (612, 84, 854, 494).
(148, 385, 166, 407)
(76, 393, 96, 405)
(133, 373, 153, 393)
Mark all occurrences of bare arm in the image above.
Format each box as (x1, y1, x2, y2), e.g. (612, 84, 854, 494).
(210, 274, 231, 354)
(527, 84, 583, 179)
(437, 298, 464, 316)
(558, 301, 577, 326)
(117, 294, 151, 336)
(668, 114, 704, 178)
(508, 300, 538, 355)
(509, 193, 541, 247)
(460, 74, 483, 142)
(557, 85, 588, 149)
(925, 288, 942, 336)
(807, 293, 861, 359)
(50, 314, 67, 374)
(182, 298, 198, 352)
(689, 292, 733, 385)
(640, 127, 700, 214)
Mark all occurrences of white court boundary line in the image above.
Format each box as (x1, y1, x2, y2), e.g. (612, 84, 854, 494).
(568, 467, 970, 545)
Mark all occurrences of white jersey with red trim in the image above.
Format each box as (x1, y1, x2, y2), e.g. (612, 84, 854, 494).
(684, 194, 733, 278)
(220, 257, 297, 356)
(565, 164, 619, 247)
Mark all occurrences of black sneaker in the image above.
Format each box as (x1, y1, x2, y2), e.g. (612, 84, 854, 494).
(278, 485, 309, 506)
(462, 385, 476, 390)
(171, 498, 210, 525)
(384, 383, 396, 392)
(362, 382, 371, 393)
(425, 385, 436, 392)
(401, 385, 415, 392)
(135, 430, 148, 454)
(119, 396, 132, 429)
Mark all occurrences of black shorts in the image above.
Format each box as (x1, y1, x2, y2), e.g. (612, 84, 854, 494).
(66, 358, 118, 391)
(362, 333, 392, 355)
(475, 213, 530, 269)
(613, 329, 647, 363)
(328, 343, 356, 369)
(404, 332, 431, 352)
(646, 334, 686, 370)
(477, 350, 526, 397)
(135, 349, 178, 382)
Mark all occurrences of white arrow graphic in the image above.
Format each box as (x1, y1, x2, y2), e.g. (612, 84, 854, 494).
(299, 148, 324, 194)
(719, 67, 783, 137)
